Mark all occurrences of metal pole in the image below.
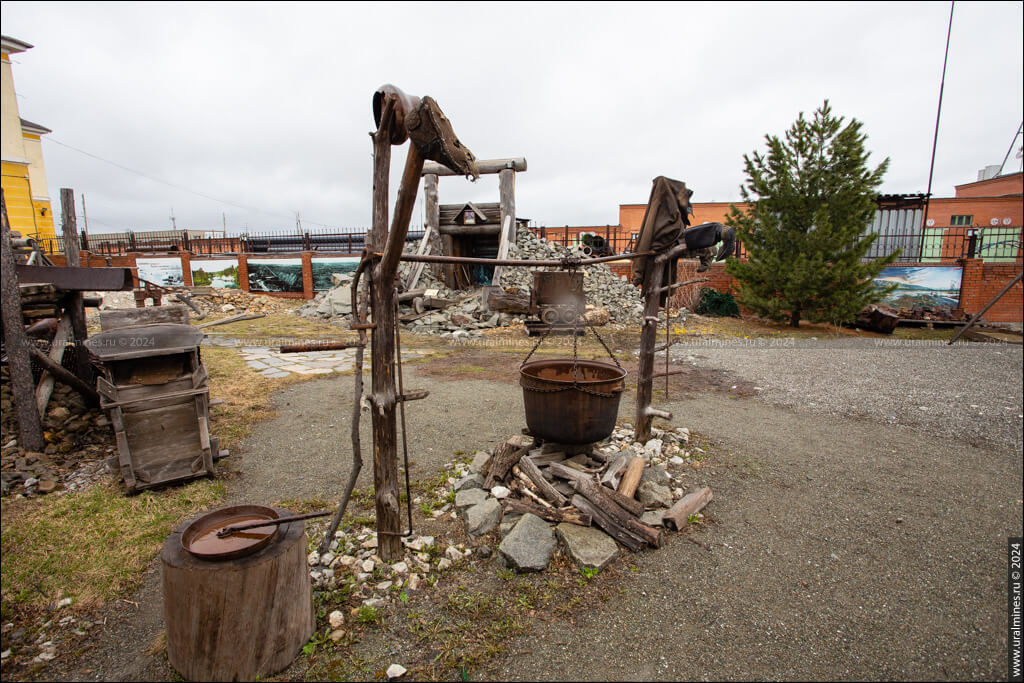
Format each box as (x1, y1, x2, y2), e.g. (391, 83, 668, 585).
(921, 1, 955, 259)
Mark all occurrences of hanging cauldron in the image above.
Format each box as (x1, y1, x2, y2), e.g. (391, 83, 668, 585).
(520, 359, 627, 444)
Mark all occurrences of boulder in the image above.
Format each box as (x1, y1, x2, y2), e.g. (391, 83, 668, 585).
(555, 523, 619, 570)
(464, 499, 502, 537)
(637, 480, 673, 509)
(497, 513, 556, 572)
(454, 488, 487, 510)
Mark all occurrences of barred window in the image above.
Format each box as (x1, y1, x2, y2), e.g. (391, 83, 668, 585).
(950, 215, 973, 226)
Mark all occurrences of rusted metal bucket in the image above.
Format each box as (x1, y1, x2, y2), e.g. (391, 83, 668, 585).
(520, 359, 627, 444)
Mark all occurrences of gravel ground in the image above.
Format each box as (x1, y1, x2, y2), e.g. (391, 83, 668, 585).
(669, 338, 1024, 452)
(46, 340, 1023, 682)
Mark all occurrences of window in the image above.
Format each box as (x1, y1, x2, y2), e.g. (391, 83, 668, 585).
(950, 215, 973, 226)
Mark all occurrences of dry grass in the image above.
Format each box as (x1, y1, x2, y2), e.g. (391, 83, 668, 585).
(0, 478, 224, 612)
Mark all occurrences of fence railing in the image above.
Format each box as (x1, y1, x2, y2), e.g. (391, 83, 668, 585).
(38, 227, 427, 257)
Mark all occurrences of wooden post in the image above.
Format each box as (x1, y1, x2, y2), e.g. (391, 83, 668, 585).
(60, 189, 91, 379)
(498, 166, 515, 243)
(635, 260, 665, 443)
(1, 190, 45, 451)
(368, 106, 401, 561)
(423, 173, 444, 281)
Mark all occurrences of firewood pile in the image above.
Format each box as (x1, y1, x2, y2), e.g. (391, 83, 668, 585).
(454, 425, 714, 571)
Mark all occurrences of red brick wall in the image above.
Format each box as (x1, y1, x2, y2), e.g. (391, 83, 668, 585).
(957, 259, 1023, 322)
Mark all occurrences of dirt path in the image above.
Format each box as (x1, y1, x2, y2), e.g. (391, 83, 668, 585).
(491, 392, 1022, 680)
(51, 346, 1022, 681)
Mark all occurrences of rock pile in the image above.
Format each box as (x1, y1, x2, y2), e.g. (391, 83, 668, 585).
(97, 288, 295, 317)
(295, 227, 644, 335)
(1, 367, 114, 498)
(451, 424, 714, 573)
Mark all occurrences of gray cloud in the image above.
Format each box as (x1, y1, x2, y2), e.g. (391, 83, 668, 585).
(3, 1, 1021, 234)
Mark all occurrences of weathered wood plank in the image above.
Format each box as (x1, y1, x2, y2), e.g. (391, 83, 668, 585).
(485, 435, 528, 488)
(100, 304, 190, 331)
(616, 456, 645, 499)
(35, 314, 73, 415)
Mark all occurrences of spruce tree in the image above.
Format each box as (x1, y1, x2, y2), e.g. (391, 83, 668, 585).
(725, 100, 898, 327)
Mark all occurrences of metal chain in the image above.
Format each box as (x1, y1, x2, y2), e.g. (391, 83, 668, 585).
(519, 320, 555, 368)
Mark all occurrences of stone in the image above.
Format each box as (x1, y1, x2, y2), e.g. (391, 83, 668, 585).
(637, 481, 673, 509)
(640, 510, 666, 527)
(391, 561, 409, 574)
(464, 499, 502, 537)
(669, 455, 685, 466)
(36, 479, 59, 494)
(555, 523, 619, 570)
(49, 406, 70, 421)
(320, 552, 335, 567)
(499, 514, 522, 538)
(490, 485, 510, 499)
(220, 303, 236, 312)
(455, 488, 487, 510)
(469, 450, 493, 475)
(437, 558, 452, 571)
(407, 574, 421, 591)
(330, 629, 346, 642)
(361, 559, 375, 573)
(445, 546, 464, 562)
(497, 513, 557, 572)
(308, 551, 321, 567)
(386, 664, 408, 679)
(454, 473, 484, 492)
(375, 580, 393, 591)
(643, 439, 663, 459)
(329, 610, 344, 629)
(640, 465, 670, 487)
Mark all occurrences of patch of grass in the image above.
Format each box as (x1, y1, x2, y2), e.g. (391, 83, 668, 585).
(355, 604, 381, 624)
(579, 566, 600, 580)
(0, 478, 224, 610)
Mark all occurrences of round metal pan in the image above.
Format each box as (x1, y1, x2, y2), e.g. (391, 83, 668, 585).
(181, 504, 280, 561)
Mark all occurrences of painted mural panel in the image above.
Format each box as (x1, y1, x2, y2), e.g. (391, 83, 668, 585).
(247, 258, 303, 292)
(136, 258, 184, 287)
(191, 259, 240, 289)
(311, 257, 360, 290)
(873, 266, 962, 311)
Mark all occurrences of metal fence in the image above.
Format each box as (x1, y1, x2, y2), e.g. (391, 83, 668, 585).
(38, 227, 426, 256)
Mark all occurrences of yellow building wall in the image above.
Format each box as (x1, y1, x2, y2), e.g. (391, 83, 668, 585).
(1, 160, 45, 240)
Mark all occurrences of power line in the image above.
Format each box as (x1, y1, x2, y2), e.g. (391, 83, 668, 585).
(43, 136, 347, 229)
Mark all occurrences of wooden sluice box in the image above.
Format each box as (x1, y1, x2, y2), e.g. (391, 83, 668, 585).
(85, 306, 217, 493)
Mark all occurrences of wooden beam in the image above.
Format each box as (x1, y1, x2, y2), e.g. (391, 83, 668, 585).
(35, 314, 72, 415)
(489, 215, 513, 292)
(422, 157, 526, 177)
(616, 456, 645, 499)
(1, 191, 45, 450)
(663, 487, 713, 530)
(635, 260, 665, 442)
(404, 226, 433, 291)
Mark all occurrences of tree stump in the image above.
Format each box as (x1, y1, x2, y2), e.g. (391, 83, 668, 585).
(161, 508, 314, 682)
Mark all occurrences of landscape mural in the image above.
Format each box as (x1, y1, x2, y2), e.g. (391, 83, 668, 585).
(311, 257, 360, 290)
(190, 259, 239, 289)
(247, 258, 303, 292)
(135, 258, 184, 287)
(873, 266, 962, 313)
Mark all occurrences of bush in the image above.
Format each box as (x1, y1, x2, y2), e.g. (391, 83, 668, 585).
(695, 288, 740, 317)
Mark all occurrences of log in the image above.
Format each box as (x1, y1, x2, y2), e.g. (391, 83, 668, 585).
(645, 406, 673, 420)
(35, 314, 72, 415)
(486, 288, 532, 314)
(635, 261, 665, 442)
(161, 510, 314, 682)
(422, 157, 526, 177)
(397, 288, 426, 303)
(617, 456, 645, 499)
(1, 191, 45, 450)
(28, 347, 100, 406)
(502, 497, 590, 526)
(484, 435, 528, 488)
(663, 487, 713, 530)
(515, 457, 568, 507)
(573, 472, 645, 519)
(571, 495, 645, 552)
(601, 454, 628, 488)
(437, 223, 502, 236)
(527, 449, 566, 466)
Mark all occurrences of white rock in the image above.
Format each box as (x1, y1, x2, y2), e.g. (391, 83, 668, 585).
(644, 439, 663, 458)
(56, 598, 73, 609)
(386, 664, 408, 679)
(361, 559, 375, 573)
(407, 574, 421, 591)
(676, 427, 690, 443)
(375, 580, 393, 591)
(437, 558, 452, 570)
(329, 610, 345, 629)
(391, 561, 409, 574)
(308, 551, 321, 567)
(490, 485, 511, 499)
(445, 546, 463, 562)
(330, 628, 346, 642)
(320, 552, 335, 567)
(361, 537, 378, 549)
(669, 456, 685, 466)
(338, 555, 357, 567)
(673, 487, 684, 498)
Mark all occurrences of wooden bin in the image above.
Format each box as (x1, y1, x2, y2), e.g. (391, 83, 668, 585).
(85, 309, 216, 492)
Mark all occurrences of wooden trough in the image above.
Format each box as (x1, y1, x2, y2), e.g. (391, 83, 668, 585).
(84, 306, 217, 492)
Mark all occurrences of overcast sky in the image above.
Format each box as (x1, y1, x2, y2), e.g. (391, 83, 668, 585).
(2, 1, 1021, 235)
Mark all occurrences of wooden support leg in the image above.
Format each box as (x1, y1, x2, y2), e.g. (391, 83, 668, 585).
(635, 261, 665, 443)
